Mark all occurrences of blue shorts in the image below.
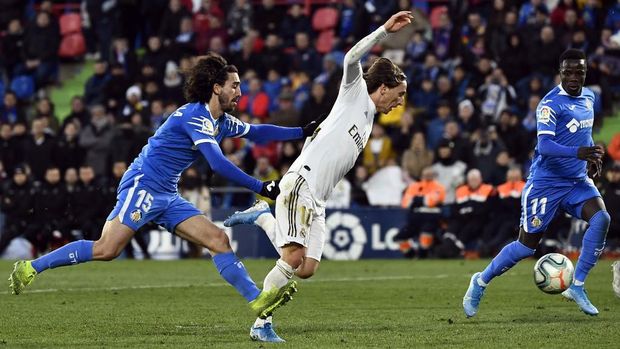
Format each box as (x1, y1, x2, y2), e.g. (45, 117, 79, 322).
(106, 173, 202, 233)
(520, 178, 601, 234)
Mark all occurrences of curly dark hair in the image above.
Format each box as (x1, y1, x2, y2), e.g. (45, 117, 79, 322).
(363, 57, 406, 94)
(183, 53, 239, 103)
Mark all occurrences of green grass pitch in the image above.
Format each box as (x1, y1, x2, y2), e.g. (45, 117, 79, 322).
(1, 259, 618, 348)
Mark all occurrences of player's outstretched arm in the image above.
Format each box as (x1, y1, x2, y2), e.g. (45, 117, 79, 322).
(244, 124, 303, 143)
(197, 141, 279, 199)
(342, 11, 413, 84)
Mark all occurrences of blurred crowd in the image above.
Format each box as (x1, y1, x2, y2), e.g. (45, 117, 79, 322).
(1, 0, 620, 257)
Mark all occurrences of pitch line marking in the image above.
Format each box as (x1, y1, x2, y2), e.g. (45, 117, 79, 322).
(3, 274, 453, 295)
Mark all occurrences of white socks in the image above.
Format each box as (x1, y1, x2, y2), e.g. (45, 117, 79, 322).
(254, 259, 296, 327)
(263, 259, 295, 291)
(253, 316, 272, 328)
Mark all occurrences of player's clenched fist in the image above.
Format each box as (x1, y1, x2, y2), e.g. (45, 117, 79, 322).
(577, 145, 604, 162)
(259, 180, 280, 200)
(384, 11, 414, 33)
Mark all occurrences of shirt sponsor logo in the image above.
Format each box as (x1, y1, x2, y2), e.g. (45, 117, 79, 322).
(566, 118, 593, 133)
(348, 125, 365, 153)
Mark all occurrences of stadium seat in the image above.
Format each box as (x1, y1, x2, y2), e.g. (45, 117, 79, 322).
(59, 13, 81, 36)
(58, 33, 86, 58)
(312, 7, 339, 31)
(10, 75, 35, 100)
(315, 30, 335, 54)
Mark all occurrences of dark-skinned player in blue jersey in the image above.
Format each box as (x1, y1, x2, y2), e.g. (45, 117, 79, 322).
(464, 49, 610, 317)
(9, 53, 322, 320)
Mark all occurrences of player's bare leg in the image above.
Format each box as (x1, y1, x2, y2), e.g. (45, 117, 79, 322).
(9, 217, 135, 295)
(175, 215, 296, 319)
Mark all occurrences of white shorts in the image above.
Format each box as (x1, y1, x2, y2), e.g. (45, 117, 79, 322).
(274, 172, 326, 262)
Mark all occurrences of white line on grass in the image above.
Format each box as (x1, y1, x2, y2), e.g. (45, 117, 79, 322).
(3, 274, 452, 295)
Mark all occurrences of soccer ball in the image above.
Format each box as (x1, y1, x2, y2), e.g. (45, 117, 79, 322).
(533, 253, 574, 294)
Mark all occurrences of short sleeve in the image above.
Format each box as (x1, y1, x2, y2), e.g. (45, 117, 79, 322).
(536, 102, 558, 137)
(223, 114, 251, 138)
(182, 115, 218, 146)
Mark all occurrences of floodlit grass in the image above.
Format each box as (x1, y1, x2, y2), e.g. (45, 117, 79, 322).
(1, 259, 618, 348)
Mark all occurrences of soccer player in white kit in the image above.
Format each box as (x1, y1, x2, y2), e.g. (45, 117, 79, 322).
(224, 11, 413, 342)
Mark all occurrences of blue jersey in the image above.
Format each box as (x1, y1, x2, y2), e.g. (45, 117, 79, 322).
(528, 85, 595, 181)
(127, 102, 250, 193)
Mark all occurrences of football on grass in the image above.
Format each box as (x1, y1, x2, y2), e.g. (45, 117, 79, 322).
(533, 253, 574, 294)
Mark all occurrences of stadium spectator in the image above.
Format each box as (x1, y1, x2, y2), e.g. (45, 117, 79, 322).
(0, 124, 18, 175)
(431, 139, 466, 204)
(402, 132, 434, 181)
(53, 122, 84, 174)
(238, 77, 270, 120)
(63, 96, 90, 129)
(84, 60, 110, 107)
(159, 0, 192, 46)
(426, 100, 452, 150)
(268, 91, 300, 128)
(436, 169, 493, 258)
(0, 91, 26, 125)
(300, 83, 331, 127)
(280, 3, 311, 47)
(288, 32, 322, 79)
(20, 10, 60, 89)
(253, 156, 279, 205)
(227, 0, 253, 42)
(109, 37, 138, 81)
(103, 64, 131, 114)
(0, 165, 37, 255)
(23, 118, 55, 181)
(79, 105, 114, 177)
(363, 124, 396, 175)
(1, 18, 24, 79)
(73, 166, 103, 240)
(479, 166, 524, 257)
(33, 97, 59, 134)
(396, 166, 446, 258)
(470, 126, 507, 183)
(33, 167, 70, 252)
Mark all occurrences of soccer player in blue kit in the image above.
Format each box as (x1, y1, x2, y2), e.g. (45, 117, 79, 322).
(9, 53, 320, 319)
(463, 49, 610, 317)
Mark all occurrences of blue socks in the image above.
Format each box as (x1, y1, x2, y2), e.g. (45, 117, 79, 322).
(213, 252, 260, 302)
(31, 240, 94, 273)
(575, 210, 610, 283)
(481, 241, 535, 284)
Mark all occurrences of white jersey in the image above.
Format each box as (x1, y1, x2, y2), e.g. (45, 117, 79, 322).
(289, 26, 389, 204)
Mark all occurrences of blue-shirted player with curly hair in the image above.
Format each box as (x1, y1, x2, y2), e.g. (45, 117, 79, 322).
(463, 49, 610, 317)
(9, 53, 322, 321)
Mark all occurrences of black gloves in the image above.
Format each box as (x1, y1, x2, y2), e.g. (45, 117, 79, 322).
(302, 114, 328, 138)
(259, 180, 280, 200)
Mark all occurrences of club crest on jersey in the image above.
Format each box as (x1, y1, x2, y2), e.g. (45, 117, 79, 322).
(531, 216, 542, 228)
(585, 99, 593, 110)
(130, 210, 142, 223)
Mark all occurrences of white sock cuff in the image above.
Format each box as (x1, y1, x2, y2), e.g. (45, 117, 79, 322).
(276, 259, 295, 279)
